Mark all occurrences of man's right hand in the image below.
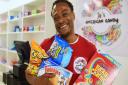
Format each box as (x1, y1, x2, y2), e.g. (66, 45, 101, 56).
(25, 70, 58, 85)
(25, 70, 40, 85)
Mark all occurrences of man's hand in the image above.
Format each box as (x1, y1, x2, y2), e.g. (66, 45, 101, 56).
(25, 70, 59, 85)
(25, 70, 42, 85)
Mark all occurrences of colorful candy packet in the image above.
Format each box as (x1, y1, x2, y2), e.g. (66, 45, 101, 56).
(47, 35, 73, 67)
(26, 40, 49, 76)
(37, 59, 73, 85)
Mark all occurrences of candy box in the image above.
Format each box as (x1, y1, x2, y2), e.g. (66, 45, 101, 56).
(74, 52, 121, 85)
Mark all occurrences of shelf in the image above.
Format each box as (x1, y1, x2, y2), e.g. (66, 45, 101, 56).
(0, 82, 5, 85)
(0, 48, 7, 52)
(7, 65, 13, 70)
(0, 20, 8, 25)
(0, 63, 7, 73)
(0, 71, 2, 76)
(8, 31, 44, 34)
(0, 12, 8, 27)
(8, 50, 17, 54)
(0, 63, 13, 75)
(0, 62, 7, 67)
(0, 0, 49, 77)
(9, 18, 21, 22)
(23, 12, 45, 19)
(3, 64, 13, 71)
(8, 32, 22, 34)
(0, 33, 7, 35)
(23, 31, 45, 34)
(25, 0, 45, 7)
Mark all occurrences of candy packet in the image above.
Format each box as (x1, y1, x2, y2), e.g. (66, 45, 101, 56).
(37, 58, 58, 76)
(26, 40, 49, 76)
(47, 35, 73, 67)
(37, 59, 73, 85)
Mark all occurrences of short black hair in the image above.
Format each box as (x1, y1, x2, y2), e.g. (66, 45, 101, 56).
(51, 0, 74, 16)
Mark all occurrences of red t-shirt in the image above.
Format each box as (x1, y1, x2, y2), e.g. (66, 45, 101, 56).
(40, 34, 96, 85)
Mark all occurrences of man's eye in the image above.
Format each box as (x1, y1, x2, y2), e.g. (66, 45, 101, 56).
(63, 12, 68, 17)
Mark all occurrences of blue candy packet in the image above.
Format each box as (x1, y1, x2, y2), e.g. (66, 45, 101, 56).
(37, 59, 73, 85)
(47, 35, 73, 67)
(37, 59, 58, 76)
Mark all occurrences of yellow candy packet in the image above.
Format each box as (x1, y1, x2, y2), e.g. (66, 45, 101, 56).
(27, 40, 49, 76)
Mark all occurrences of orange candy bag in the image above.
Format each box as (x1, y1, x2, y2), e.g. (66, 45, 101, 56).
(27, 40, 49, 76)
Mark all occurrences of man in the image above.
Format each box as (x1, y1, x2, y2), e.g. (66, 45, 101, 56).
(26, 0, 96, 85)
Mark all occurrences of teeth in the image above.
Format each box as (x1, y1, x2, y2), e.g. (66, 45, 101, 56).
(60, 25, 67, 28)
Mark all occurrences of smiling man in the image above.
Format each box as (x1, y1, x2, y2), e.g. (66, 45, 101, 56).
(51, 0, 77, 45)
(26, 0, 96, 85)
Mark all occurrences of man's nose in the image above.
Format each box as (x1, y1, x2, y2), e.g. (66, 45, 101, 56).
(57, 17, 65, 24)
(58, 18, 64, 24)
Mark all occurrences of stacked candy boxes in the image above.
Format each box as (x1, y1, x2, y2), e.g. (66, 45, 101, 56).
(27, 35, 73, 85)
(74, 52, 121, 85)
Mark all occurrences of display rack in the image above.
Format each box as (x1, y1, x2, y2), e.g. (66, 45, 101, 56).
(0, 0, 56, 82)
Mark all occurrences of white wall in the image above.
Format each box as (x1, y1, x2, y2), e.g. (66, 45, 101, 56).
(45, 0, 56, 38)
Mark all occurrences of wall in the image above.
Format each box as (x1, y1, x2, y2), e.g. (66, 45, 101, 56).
(45, 0, 56, 38)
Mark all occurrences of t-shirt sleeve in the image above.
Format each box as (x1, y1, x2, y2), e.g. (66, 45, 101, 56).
(40, 39, 50, 51)
(40, 36, 54, 52)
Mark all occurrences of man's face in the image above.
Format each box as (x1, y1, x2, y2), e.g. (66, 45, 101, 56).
(52, 2, 75, 36)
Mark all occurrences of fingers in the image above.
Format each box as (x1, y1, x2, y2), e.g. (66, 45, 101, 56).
(39, 73, 58, 85)
(25, 70, 59, 85)
(25, 69, 36, 85)
(48, 75, 59, 85)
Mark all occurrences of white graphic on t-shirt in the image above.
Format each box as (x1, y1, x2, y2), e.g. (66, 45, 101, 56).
(74, 57, 87, 74)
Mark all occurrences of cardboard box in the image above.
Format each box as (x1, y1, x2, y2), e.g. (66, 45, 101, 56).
(74, 52, 121, 85)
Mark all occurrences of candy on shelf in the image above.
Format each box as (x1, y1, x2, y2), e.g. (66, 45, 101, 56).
(23, 26, 29, 32)
(40, 25, 45, 31)
(14, 25, 21, 32)
(28, 25, 34, 31)
(34, 25, 40, 31)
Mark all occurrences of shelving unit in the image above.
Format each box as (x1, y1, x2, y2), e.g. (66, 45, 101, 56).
(0, 12, 8, 82)
(0, 0, 56, 83)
